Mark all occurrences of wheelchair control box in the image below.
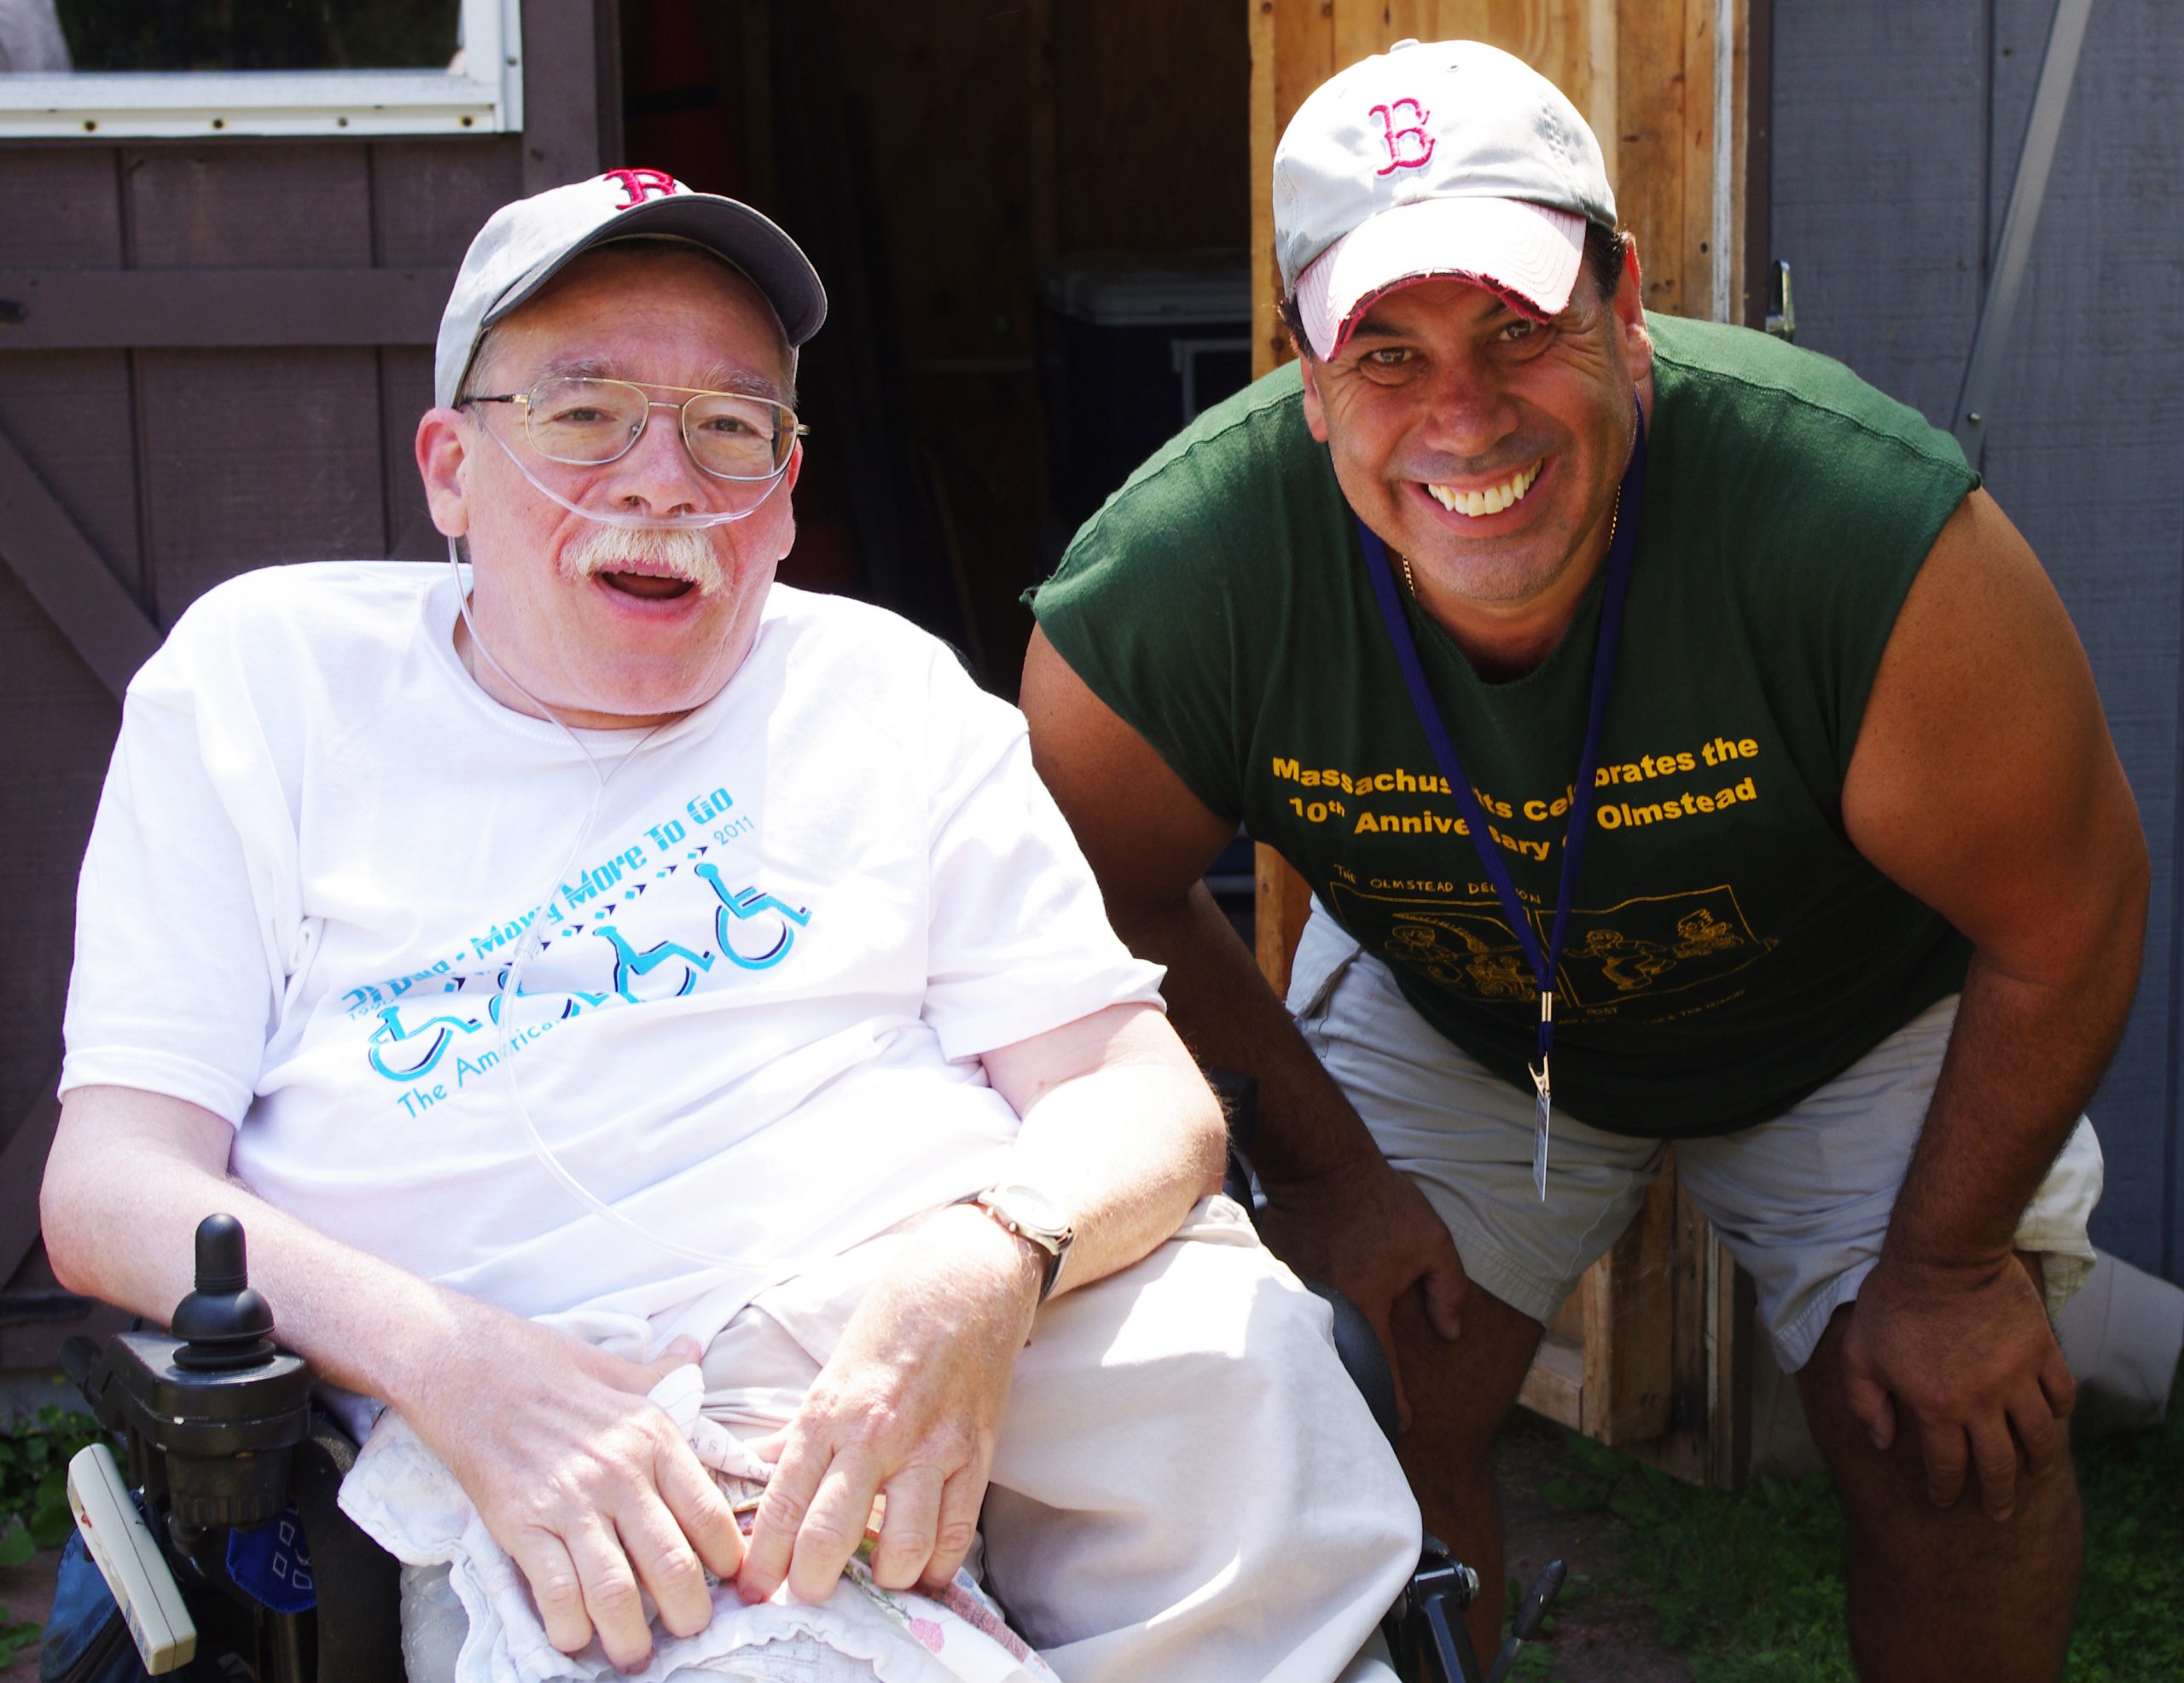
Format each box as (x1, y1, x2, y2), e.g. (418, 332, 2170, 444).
(55, 1214, 321, 1682)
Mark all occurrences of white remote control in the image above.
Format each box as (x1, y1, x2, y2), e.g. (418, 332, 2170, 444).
(66, 1442, 197, 1674)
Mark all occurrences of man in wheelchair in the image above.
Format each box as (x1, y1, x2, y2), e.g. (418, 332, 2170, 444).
(40, 171, 1420, 1682)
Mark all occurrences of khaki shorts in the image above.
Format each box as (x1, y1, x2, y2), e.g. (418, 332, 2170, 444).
(1287, 908, 2104, 1372)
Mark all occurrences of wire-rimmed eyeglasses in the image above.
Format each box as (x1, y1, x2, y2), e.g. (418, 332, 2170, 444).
(460, 375, 810, 482)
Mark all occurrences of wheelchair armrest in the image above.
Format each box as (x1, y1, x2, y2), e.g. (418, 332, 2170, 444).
(1304, 1280, 1400, 1445)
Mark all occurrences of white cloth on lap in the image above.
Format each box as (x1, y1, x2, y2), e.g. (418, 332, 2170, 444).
(350, 1204, 1420, 1683)
(342, 1364, 1058, 1683)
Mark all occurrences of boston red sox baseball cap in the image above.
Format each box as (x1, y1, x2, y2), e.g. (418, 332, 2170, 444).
(434, 167, 828, 408)
(1275, 39, 1617, 360)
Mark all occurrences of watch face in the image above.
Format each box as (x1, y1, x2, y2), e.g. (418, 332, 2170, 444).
(990, 1184, 1070, 1238)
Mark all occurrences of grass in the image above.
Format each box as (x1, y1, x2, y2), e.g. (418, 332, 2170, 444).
(1528, 1359, 2184, 1680)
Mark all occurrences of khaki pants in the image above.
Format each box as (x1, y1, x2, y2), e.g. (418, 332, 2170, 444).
(1290, 908, 2104, 1372)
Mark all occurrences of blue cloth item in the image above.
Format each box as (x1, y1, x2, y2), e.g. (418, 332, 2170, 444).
(39, 1531, 139, 1683)
(224, 1502, 316, 1614)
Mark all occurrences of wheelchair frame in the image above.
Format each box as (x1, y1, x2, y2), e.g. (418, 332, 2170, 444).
(56, 1210, 1554, 1683)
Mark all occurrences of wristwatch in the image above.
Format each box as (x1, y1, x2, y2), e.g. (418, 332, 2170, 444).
(956, 1183, 1075, 1302)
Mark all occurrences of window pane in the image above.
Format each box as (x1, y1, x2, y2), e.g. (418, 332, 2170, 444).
(20, 0, 465, 74)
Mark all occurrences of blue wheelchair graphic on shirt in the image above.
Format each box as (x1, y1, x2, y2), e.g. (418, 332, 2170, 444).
(590, 926, 716, 1001)
(485, 967, 609, 1024)
(692, 862, 811, 970)
(369, 972, 613, 1080)
(365, 1005, 485, 1082)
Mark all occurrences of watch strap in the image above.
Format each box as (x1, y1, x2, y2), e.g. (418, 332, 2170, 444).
(955, 1187, 1072, 1302)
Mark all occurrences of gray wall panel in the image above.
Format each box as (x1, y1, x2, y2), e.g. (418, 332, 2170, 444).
(1769, 1, 1989, 422)
(1774, 0, 2184, 1280)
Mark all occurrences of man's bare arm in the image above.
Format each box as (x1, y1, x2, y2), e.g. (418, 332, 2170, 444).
(736, 1000, 1227, 1603)
(1840, 487, 2149, 1518)
(40, 1087, 744, 1669)
(1019, 628, 1466, 1416)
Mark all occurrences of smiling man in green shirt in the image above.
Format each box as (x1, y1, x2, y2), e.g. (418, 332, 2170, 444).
(1024, 38, 2145, 1680)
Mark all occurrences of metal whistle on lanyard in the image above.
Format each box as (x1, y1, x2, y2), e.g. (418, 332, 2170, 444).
(1530, 991, 1554, 1200)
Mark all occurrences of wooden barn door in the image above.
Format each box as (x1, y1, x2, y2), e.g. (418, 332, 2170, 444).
(0, 0, 619, 1368)
(1249, 0, 1768, 1484)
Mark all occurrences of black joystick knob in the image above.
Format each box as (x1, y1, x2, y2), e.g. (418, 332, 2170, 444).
(170, 1214, 277, 1373)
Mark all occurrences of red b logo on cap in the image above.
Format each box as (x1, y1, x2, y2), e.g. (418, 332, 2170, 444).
(601, 167, 682, 208)
(1369, 100, 1435, 175)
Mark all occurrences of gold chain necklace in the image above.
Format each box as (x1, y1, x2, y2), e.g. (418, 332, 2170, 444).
(1397, 486, 1623, 599)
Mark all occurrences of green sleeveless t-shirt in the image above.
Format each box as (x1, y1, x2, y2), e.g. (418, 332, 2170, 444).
(1031, 314, 1978, 1140)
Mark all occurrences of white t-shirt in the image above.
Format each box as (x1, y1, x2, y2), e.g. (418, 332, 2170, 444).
(62, 563, 1163, 1344)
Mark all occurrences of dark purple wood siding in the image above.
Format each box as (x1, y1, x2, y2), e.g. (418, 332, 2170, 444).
(0, 0, 614, 1362)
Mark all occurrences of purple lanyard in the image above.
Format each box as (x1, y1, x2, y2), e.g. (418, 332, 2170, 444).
(1356, 400, 1647, 1092)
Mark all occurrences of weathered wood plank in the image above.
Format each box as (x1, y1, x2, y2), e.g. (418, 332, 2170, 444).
(380, 345, 442, 560)
(1434, 0, 1595, 120)
(1679, 0, 1717, 318)
(0, 1083, 60, 1284)
(520, 0, 610, 193)
(136, 349, 387, 622)
(0, 146, 123, 265)
(125, 146, 374, 268)
(369, 137, 525, 267)
(1614, 0, 1688, 317)
(0, 418, 159, 695)
(0, 267, 453, 348)
(1248, 0, 1283, 377)
(1516, 1328, 1585, 1425)
(1270, 0, 1338, 160)
(0, 351, 142, 590)
(1581, 1165, 1676, 1443)
(0, 556, 119, 1150)
(1255, 843, 1317, 999)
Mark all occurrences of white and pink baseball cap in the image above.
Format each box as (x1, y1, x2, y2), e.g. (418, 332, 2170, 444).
(1274, 39, 1616, 360)
(434, 168, 827, 408)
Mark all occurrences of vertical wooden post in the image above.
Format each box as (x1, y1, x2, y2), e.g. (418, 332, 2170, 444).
(520, 0, 614, 192)
(1248, 0, 1757, 1485)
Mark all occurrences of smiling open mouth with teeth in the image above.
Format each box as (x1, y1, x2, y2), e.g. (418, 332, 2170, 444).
(1426, 460, 1543, 518)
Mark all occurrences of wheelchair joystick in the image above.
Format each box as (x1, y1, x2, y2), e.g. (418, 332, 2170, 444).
(171, 1214, 279, 1373)
(75, 1215, 313, 1536)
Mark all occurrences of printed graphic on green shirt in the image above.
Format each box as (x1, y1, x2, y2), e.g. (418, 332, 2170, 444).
(1328, 879, 1776, 1012)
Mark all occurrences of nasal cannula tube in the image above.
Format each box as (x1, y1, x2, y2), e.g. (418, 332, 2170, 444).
(443, 450, 809, 1278)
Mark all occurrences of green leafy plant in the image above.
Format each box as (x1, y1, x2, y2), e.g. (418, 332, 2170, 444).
(0, 1610, 42, 1668)
(0, 1403, 109, 1549)
(0, 1402, 113, 1665)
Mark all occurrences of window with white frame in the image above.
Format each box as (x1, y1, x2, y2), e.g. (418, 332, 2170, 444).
(0, 0, 521, 138)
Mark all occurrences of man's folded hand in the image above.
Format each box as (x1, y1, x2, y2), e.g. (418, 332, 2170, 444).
(736, 1206, 1043, 1606)
(399, 1302, 745, 1672)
